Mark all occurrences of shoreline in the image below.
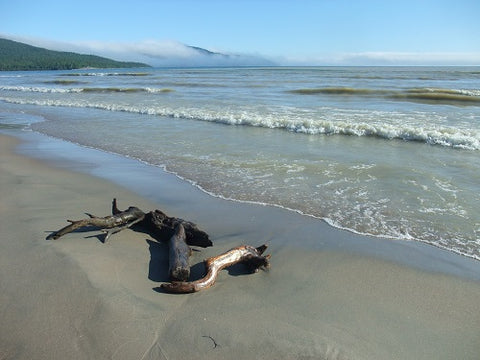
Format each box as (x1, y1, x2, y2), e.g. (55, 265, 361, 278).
(9, 129, 480, 280)
(1, 130, 480, 359)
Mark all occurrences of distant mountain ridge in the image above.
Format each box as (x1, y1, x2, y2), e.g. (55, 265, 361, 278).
(0, 38, 150, 71)
(187, 45, 220, 56)
(185, 45, 269, 65)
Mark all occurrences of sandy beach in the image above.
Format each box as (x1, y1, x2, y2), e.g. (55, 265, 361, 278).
(1, 132, 480, 360)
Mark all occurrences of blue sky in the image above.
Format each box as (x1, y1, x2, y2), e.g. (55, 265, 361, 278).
(1, 0, 480, 65)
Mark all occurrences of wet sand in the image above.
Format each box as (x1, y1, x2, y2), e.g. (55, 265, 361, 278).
(1, 132, 480, 360)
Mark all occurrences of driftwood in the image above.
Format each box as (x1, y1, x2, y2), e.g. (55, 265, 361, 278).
(168, 223, 191, 281)
(46, 205, 145, 242)
(47, 199, 270, 293)
(161, 245, 271, 293)
(47, 198, 212, 247)
(143, 209, 211, 247)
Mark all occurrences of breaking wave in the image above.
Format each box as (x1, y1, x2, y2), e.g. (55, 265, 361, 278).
(43, 80, 87, 85)
(0, 86, 173, 94)
(81, 87, 174, 93)
(288, 87, 378, 95)
(59, 72, 151, 77)
(2, 96, 479, 150)
(395, 88, 480, 104)
(6, 84, 480, 105)
(288, 87, 480, 105)
(0, 86, 83, 93)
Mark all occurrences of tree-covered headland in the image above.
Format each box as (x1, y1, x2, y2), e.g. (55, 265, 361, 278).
(0, 38, 150, 71)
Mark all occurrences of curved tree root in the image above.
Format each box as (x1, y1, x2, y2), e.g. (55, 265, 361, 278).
(160, 244, 271, 293)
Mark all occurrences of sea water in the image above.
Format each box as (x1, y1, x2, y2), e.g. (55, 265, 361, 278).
(1, 66, 479, 259)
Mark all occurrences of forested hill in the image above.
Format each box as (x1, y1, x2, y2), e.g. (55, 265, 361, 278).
(0, 38, 150, 71)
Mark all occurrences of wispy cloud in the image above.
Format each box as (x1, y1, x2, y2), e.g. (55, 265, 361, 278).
(76, 39, 200, 62)
(3, 34, 478, 66)
(279, 52, 480, 66)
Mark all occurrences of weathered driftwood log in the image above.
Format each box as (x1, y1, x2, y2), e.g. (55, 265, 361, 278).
(168, 223, 191, 281)
(47, 199, 212, 248)
(46, 205, 145, 242)
(161, 244, 271, 293)
(142, 209, 212, 247)
(113, 198, 211, 247)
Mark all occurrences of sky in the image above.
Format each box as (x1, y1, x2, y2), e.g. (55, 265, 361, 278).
(1, 0, 480, 66)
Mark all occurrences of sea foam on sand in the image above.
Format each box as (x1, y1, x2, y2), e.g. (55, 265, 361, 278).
(1, 133, 479, 360)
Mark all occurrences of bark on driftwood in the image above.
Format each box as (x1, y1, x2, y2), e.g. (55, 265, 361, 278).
(168, 223, 191, 281)
(46, 204, 145, 242)
(142, 209, 212, 248)
(161, 245, 271, 293)
(47, 198, 212, 248)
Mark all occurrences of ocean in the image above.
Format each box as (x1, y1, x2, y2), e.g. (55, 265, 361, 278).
(1, 66, 479, 260)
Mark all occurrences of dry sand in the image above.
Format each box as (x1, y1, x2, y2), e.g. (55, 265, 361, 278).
(1, 133, 480, 360)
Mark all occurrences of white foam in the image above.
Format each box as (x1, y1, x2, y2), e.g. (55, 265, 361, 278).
(0, 86, 83, 93)
(2, 96, 479, 150)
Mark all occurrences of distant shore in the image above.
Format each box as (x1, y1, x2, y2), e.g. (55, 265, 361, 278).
(0, 37, 150, 71)
(1, 131, 479, 360)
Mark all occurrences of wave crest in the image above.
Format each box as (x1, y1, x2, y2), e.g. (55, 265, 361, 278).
(288, 87, 377, 95)
(59, 72, 150, 77)
(397, 88, 480, 104)
(0, 86, 173, 94)
(0, 86, 83, 93)
(2, 96, 479, 150)
(288, 86, 480, 105)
